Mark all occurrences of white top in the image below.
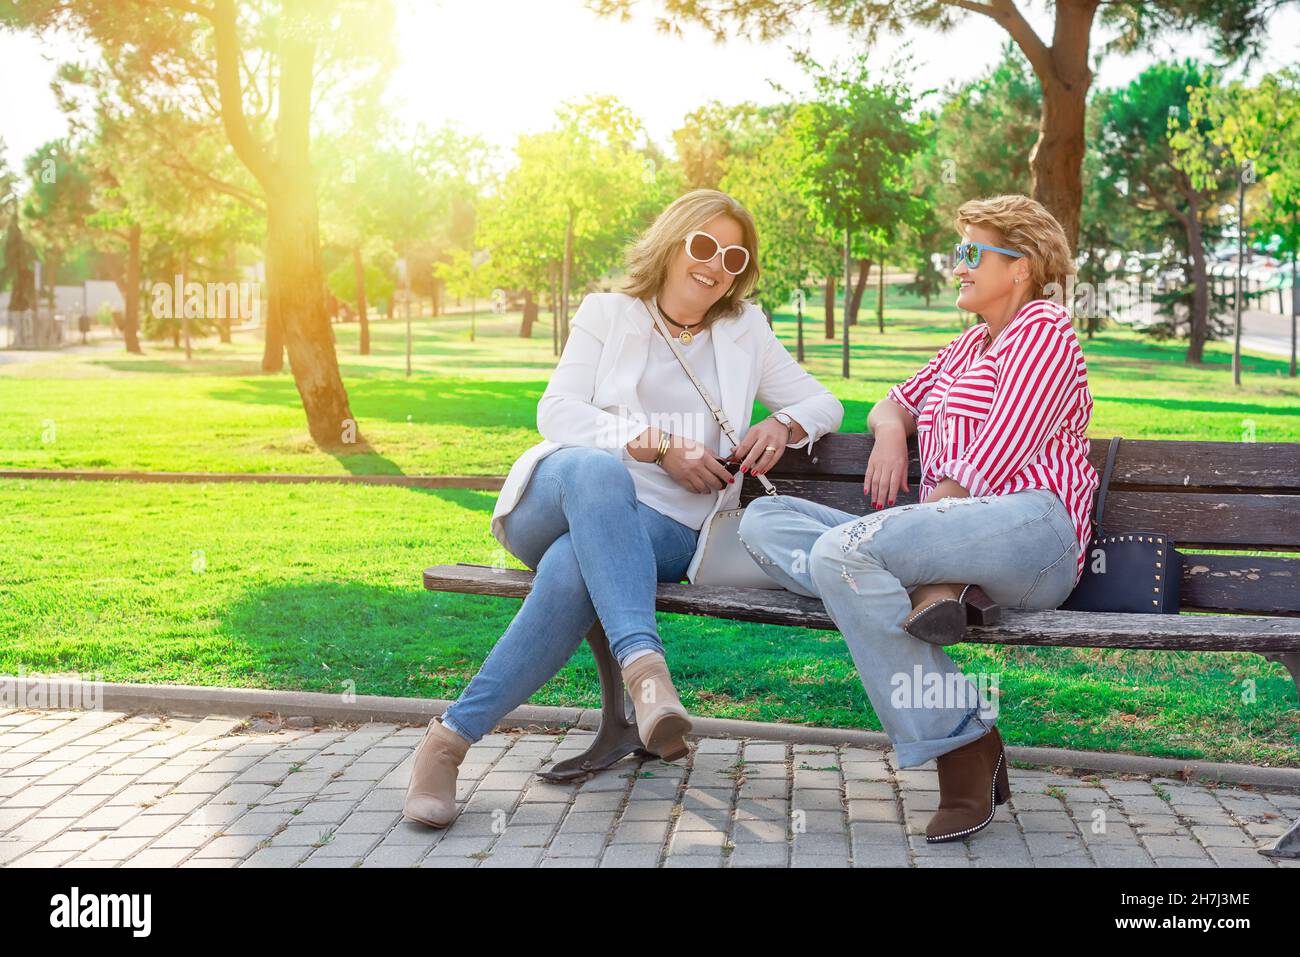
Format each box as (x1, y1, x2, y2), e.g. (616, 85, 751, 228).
(620, 325, 724, 530)
(489, 293, 845, 584)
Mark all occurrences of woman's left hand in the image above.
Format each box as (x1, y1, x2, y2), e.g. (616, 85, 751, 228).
(731, 417, 790, 477)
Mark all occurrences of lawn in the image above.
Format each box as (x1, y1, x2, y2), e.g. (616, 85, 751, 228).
(3, 291, 1298, 475)
(2, 289, 1297, 765)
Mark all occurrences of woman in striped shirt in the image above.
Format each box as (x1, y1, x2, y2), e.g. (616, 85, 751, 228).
(738, 195, 1098, 844)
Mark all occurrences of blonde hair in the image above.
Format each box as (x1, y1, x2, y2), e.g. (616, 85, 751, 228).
(622, 189, 760, 324)
(955, 195, 1075, 302)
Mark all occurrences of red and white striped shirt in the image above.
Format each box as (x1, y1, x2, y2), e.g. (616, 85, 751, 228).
(885, 299, 1099, 585)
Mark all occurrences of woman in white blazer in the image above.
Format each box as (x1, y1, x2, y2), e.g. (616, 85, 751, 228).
(404, 189, 843, 828)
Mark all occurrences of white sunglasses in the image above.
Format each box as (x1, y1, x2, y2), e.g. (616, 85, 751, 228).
(684, 230, 750, 276)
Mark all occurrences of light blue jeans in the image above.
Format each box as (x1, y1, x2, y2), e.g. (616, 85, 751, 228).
(736, 488, 1080, 767)
(439, 446, 700, 744)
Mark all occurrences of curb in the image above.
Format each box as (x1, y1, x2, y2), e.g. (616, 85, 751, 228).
(0, 470, 504, 490)
(6, 676, 1299, 791)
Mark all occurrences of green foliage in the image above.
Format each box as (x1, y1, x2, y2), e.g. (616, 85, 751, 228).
(787, 52, 924, 250)
(926, 42, 1039, 223)
(718, 104, 836, 314)
(476, 94, 673, 300)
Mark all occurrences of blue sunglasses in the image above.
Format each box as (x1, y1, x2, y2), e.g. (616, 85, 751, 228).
(953, 241, 1024, 269)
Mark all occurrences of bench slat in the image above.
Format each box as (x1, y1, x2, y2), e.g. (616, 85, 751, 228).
(1180, 554, 1300, 615)
(739, 482, 1300, 551)
(424, 564, 1300, 653)
(765, 434, 1300, 492)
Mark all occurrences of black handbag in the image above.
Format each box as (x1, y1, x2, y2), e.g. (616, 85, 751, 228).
(1060, 436, 1185, 614)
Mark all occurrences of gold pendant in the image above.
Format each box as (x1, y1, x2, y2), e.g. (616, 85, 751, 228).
(679, 330, 693, 345)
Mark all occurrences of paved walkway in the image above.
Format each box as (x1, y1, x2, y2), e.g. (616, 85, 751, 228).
(2, 708, 1296, 868)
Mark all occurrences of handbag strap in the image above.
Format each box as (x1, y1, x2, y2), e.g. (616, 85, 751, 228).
(1093, 435, 1121, 535)
(643, 296, 779, 496)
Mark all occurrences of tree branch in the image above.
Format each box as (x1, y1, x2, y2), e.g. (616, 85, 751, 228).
(210, 0, 274, 187)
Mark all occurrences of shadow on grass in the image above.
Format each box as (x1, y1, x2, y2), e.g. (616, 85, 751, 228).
(207, 376, 543, 431)
(217, 579, 603, 707)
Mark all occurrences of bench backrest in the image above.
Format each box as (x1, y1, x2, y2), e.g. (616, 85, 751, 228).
(743, 434, 1300, 617)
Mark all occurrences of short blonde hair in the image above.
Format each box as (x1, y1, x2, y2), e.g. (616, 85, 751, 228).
(956, 195, 1075, 302)
(622, 189, 760, 324)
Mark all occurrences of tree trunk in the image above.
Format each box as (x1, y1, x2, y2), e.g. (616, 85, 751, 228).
(846, 258, 869, 326)
(211, 0, 351, 442)
(262, 240, 285, 372)
(1232, 175, 1245, 387)
(1022, 2, 1096, 254)
(219, 247, 235, 343)
(266, 181, 362, 450)
(842, 230, 850, 378)
(823, 275, 835, 339)
(520, 288, 537, 338)
(551, 264, 559, 356)
(1183, 197, 1210, 365)
(561, 206, 574, 348)
(877, 257, 885, 332)
(122, 223, 142, 354)
(180, 249, 192, 361)
(1291, 214, 1297, 378)
(796, 286, 805, 363)
(353, 243, 369, 355)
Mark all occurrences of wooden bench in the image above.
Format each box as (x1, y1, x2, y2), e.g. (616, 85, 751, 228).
(424, 433, 1300, 857)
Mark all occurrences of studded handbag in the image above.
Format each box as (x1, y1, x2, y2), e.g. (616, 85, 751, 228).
(1060, 436, 1185, 613)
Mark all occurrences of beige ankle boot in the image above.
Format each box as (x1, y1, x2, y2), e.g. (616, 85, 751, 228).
(621, 652, 691, 762)
(403, 719, 471, 827)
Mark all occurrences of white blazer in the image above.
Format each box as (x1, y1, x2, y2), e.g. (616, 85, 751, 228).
(490, 291, 845, 583)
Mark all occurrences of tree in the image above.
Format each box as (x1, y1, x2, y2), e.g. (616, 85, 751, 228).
(718, 106, 837, 361)
(593, 0, 1285, 251)
(1096, 61, 1233, 364)
(434, 247, 493, 342)
(478, 96, 666, 352)
(20, 140, 95, 320)
(1174, 67, 1300, 383)
(929, 42, 1039, 225)
(5, 0, 397, 451)
(673, 100, 777, 190)
(785, 53, 924, 376)
(1252, 74, 1300, 376)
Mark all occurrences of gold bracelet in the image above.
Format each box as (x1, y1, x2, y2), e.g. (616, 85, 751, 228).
(653, 432, 671, 466)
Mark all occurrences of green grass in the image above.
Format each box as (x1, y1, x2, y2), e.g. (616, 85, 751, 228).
(3, 291, 1298, 476)
(2, 476, 1294, 766)
(2, 288, 1298, 765)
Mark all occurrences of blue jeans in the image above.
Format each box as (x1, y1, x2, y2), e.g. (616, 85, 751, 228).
(440, 446, 700, 744)
(736, 488, 1080, 767)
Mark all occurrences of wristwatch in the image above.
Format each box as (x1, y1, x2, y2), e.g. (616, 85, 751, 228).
(771, 411, 795, 443)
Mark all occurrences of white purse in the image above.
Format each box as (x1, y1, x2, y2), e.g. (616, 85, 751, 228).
(643, 297, 785, 590)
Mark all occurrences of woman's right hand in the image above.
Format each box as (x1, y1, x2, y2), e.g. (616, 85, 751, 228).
(660, 436, 735, 494)
(864, 426, 910, 508)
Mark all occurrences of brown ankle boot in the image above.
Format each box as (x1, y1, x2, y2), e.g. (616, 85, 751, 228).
(403, 719, 471, 827)
(925, 725, 1010, 843)
(903, 583, 1000, 646)
(620, 652, 691, 762)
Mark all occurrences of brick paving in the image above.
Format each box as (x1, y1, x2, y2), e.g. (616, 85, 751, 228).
(2, 708, 1297, 868)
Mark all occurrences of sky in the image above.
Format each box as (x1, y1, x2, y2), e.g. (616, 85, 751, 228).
(2, 0, 1298, 174)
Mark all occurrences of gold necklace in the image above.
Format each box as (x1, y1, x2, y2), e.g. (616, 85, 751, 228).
(659, 306, 706, 345)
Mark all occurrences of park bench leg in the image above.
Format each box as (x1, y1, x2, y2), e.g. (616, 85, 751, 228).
(539, 621, 650, 782)
(1260, 816, 1300, 859)
(1258, 651, 1300, 858)
(1264, 651, 1300, 703)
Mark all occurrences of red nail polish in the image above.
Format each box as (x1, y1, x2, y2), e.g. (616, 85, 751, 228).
(888, 499, 895, 506)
